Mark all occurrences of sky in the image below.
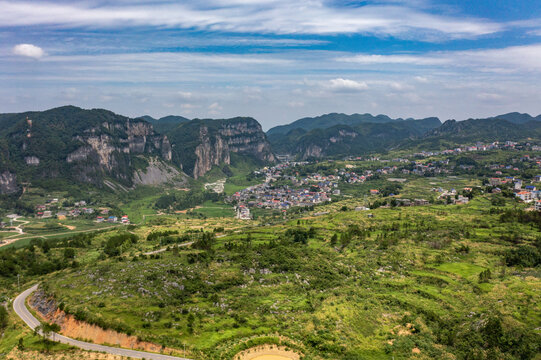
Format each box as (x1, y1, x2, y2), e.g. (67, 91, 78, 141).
(2, 0, 541, 130)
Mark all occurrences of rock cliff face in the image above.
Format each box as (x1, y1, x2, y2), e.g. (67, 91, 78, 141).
(0, 106, 176, 191)
(0, 171, 18, 194)
(133, 157, 183, 186)
(169, 117, 275, 178)
(65, 121, 172, 173)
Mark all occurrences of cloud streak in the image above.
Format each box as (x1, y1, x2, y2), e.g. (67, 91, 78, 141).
(338, 44, 541, 73)
(0, 0, 502, 40)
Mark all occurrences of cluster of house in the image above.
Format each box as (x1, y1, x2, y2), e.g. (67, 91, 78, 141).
(32, 199, 135, 222)
(433, 187, 471, 205)
(488, 176, 541, 210)
(229, 183, 332, 211)
(412, 141, 533, 158)
(487, 156, 541, 175)
(96, 214, 130, 224)
(394, 198, 430, 206)
(35, 200, 96, 219)
(235, 205, 251, 220)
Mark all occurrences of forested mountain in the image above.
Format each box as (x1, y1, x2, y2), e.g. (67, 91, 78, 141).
(488, 112, 541, 124)
(270, 117, 442, 159)
(136, 115, 191, 134)
(1, 106, 539, 195)
(0, 106, 177, 194)
(267, 112, 441, 136)
(0, 107, 277, 194)
(167, 117, 275, 178)
(405, 118, 541, 150)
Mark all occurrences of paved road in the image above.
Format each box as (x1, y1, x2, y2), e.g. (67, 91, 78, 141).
(14, 284, 192, 360)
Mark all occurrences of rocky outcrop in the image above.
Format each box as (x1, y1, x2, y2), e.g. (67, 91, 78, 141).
(171, 117, 275, 178)
(0, 171, 17, 194)
(24, 156, 40, 165)
(67, 121, 170, 173)
(133, 157, 183, 186)
(193, 127, 231, 178)
(29, 287, 178, 354)
(0, 106, 178, 188)
(302, 145, 323, 158)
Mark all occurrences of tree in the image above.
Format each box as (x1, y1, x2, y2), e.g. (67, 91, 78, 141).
(478, 269, 492, 283)
(36, 322, 61, 350)
(63, 248, 75, 260)
(0, 306, 8, 330)
(187, 313, 195, 334)
(330, 233, 338, 247)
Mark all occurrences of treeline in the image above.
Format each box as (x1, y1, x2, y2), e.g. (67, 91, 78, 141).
(0, 230, 141, 280)
(155, 190, 223, 210)
(103, 233, 138, 257)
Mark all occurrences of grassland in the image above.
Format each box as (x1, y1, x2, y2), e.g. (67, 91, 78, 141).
(12, 194, 535, 360)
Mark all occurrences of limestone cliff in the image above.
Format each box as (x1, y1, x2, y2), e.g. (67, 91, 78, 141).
(0, 106, 177, 191)
(168, 117, 275, 178)
(0, 171, 18, 194)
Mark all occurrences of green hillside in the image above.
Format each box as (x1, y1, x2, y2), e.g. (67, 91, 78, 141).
(267, 112, 441, 136)
(0, 106, 172, 191)
(138, 115, 191, 134)
(405, 118, 541, 150)
(270, 118, 441, 158)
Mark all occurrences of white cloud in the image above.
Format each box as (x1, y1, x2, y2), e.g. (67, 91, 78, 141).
(12, 43, 44, 58)
(476, 93, 503, 101)
(177, 91, 193, 100)
(287, 101, 304, 108)
(339, 54, 449, 65)
(326, 78, 369, 92)
(337, 44, 541, 73)
(389, 82, 414, 91)
(208, 102, 223, 115)
(208, 102, 223, 110)
(0, 1, 503, 40)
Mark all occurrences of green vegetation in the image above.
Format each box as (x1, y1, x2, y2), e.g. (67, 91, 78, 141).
(0, 106, 168, 188)
(1, 119, 541, 360)
(269, 119, 441, 158)
(0, 194, 534, 359)
(167, 117, 273, 177)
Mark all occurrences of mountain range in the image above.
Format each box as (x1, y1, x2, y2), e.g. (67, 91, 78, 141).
(0, 106, 540, 194)
(268, 117, 442, 159)
(266, 112, 441, 136)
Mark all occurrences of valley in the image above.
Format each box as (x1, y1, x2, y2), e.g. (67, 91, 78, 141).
(0, 107, 540, 360)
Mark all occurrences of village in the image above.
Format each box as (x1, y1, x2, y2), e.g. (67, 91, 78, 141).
(228, 141, 541, 219)
(33, 199, 130, 224)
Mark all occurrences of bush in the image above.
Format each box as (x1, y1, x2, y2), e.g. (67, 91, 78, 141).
(505, 245, 541, 267)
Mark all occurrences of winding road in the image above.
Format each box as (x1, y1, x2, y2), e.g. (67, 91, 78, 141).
(14, 284, 192, 360)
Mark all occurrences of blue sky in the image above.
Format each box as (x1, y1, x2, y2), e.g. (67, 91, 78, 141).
(2, 0, 541, 129)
